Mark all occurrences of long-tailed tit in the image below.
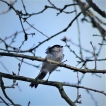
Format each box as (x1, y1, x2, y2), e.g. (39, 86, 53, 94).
(29, 45, 64, 88)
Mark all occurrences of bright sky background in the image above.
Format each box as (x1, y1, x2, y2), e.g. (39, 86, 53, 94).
(0, 0, 106, 106)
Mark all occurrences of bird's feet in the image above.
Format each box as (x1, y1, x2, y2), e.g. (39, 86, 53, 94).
(46, 78, 48, 82)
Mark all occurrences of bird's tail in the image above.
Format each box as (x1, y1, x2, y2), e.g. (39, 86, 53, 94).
(29, 71, 47, 88)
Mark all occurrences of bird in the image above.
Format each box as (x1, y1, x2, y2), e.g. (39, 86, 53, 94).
(29, 44, 64, 88)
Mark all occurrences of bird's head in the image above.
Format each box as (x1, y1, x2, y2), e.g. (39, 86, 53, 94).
(46, 45, 63, 54)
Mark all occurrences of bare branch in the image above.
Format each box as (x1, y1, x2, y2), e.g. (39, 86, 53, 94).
(90, 41, 97, 70)
(0, 61, 10, 74)
(56, 84, 76, 106)
(0, 0, 17, 15)
(0, 96, 9, 106)
(27, 101, 30, 106)
(76, 0, 106, 40)
(21, 0, 27, 14)
(86, 0, 106, 18)
(0, 52, 106, 73)
(0, 76, 16, 105)
(0, 72, 106, 96)
(86, 90, 98, 106)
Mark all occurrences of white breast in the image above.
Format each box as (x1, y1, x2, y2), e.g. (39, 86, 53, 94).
(41, 51, 63, 73)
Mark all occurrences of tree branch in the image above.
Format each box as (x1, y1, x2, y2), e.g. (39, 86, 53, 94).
(86, 0, 106, 18)
(0, 76, 16, 105)
(56, 84, 76, 106)
(0, 72, 106, 96)
(0, 96, 9, 106)
(0, 52, 106, 73)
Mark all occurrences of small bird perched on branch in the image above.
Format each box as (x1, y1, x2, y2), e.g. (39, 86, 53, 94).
(29, 45, 64, 88)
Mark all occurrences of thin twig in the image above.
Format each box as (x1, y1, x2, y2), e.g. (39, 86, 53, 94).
(21, 0, 27, 14)
(0, 76, 16, 105)
(90, 41, 97, 70)
(0, 61, 10, 73)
